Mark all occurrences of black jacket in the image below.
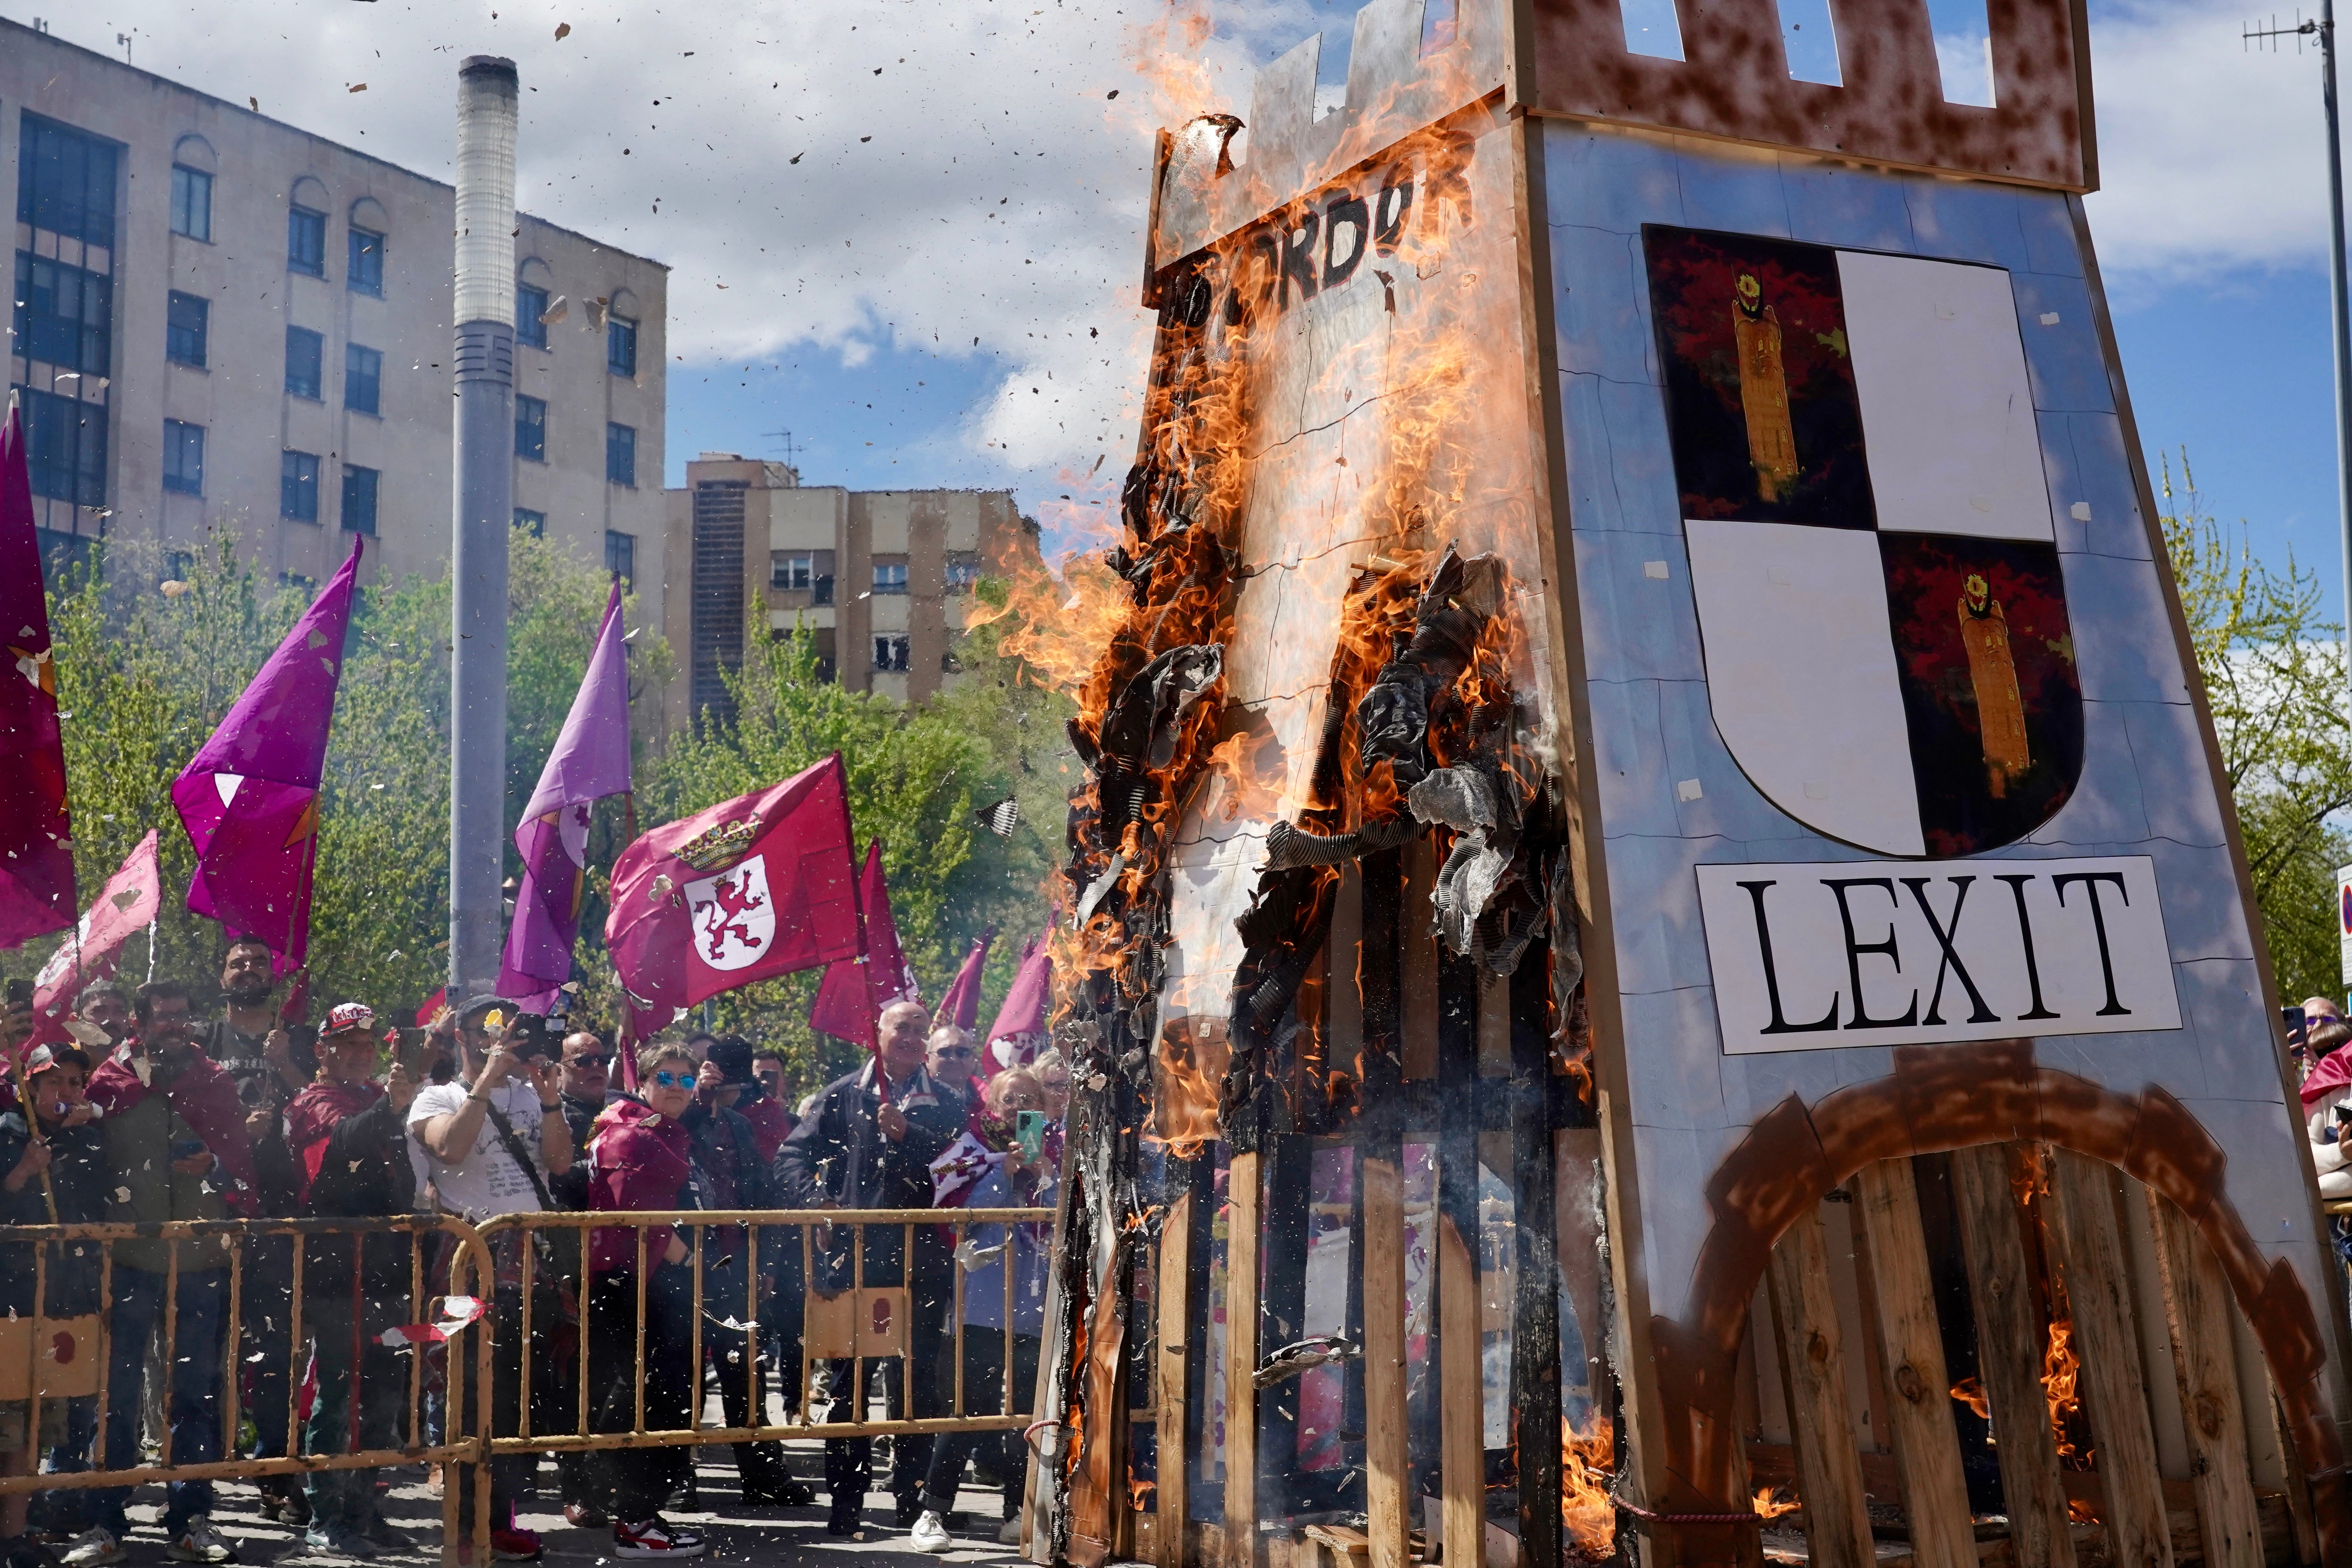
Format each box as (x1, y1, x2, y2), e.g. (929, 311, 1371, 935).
(681, 1101, 777, 1279)
(774, 1060, 960, 1290)
(0, 1109, 106, 1316)
(303, 1095, 417, 1307)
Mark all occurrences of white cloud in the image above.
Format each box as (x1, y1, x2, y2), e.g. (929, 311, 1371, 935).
(2083, 0, 2337, 281)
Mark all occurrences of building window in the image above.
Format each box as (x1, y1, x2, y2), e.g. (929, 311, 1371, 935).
(772, 552, 813, 590)
(14, 387, 106, 508)
(285, 327, 324, 400)
(514, 508, 546, 537)
(162, 550, 195, 587)
(169, 165, 212, 242)
(17, 115, 120, 248)
(516, 284, 549, 350)
(345, 343, 382, 416)
(347, 227, 384, 296)
(607, 315, 637, 377)
(604, 529, 635, 588)
(162, 420, 205, 496)
(873, 635, 911, 673)
(13, 252, 112, 375)
(281, 450, 321, 523)
(287, 205, 327, 276)
(341, 464, 379, 536)
(165, 291, 209, 368)
(871, 561, 908, 596)
(606, 422, 636, 487)
(946, 552, 983, 594)
(515, 394, 547, 462)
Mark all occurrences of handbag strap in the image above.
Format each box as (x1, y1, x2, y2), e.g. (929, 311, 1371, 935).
(479, 1094, 559, 1214)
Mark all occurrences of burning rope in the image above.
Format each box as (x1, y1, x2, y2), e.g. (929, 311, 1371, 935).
(1608, 1494, 1777, 1525)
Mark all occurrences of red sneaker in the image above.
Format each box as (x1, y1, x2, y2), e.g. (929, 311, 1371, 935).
(490, 1527, 543, 1563)
(612, 1519, 707, 1560)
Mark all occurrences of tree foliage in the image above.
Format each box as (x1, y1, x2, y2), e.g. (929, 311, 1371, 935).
(5, 531, 671, 1017)
(2158, 452, 2352, 1005)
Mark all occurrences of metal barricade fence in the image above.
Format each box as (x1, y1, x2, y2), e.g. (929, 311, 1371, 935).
(0, 1208, 1054, 1568)
(0, 1214, 491, 1563)
(458, 1205, 1056, 1565)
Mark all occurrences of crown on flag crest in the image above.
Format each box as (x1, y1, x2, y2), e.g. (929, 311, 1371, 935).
(673, 815, 762, 874)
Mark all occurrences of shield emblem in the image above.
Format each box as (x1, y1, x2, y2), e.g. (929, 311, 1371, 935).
(1644, 226, 2083, 857)
(684, 853, 776, 971)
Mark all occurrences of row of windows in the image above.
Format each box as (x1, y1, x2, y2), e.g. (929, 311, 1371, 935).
(511, 510, 636, 586)
(514, 395, 637, 486)
(13, 252, 109, 376)
(771, 553, 980, 596)
(514, 281, 639, 376)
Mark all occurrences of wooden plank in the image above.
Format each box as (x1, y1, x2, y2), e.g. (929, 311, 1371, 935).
(1850, 1158, 1978, 1568)
(1401, 838, 1438, 1080)
(1762, 1204, 1876, 1568)
(2044, 1149, 2172, 1568)
(1437, 1201, 1483, 1568)
(1363, 1150, 1410, 1568)
(1227, 1150, 1264, 1568)
(1948, 1144, 2076, 1568)
(2274, 1388, 2322, 1566)
(1158, 1186, 1195, 1568)
(1555, 1128, 1606, 1400)
(1067, 1237, 1132, 1568)
(2144, 1188, 2263, 1568)
(1506, 940, 1560, 1568)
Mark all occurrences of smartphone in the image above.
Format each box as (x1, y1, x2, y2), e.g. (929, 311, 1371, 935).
(505, 1013, 555, 1060)
(1015, 1110, 1047, 1162)
(5, 978, 31, 1009)
(2286, 1005, 2311, 1052)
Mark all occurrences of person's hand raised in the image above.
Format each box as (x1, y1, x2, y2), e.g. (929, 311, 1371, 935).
(384, 1054, 419, 1115)
(3, 1138, 49, 1193)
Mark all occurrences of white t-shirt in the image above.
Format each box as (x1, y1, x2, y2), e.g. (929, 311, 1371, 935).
(406, 1080, 553, 1222)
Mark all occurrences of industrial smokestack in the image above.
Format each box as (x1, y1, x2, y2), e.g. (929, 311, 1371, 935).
(450, 55, 518, 1000)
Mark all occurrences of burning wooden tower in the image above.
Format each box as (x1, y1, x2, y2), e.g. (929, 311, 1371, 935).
(1031, 0, 2352, 1563)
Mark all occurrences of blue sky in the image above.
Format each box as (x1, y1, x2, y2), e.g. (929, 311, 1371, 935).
(40, 0, 2352, 610)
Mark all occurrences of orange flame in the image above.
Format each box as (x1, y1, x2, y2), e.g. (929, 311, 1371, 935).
(1561, 1412, 1615, 1558)
(1752, 1486, 1800, 1521)
(1949, 1376, 1991, 1420)
(1153, 1017, 1229, 1158)
(2011, 1142, 2051, 1208)
(2068, 1498, 2098, 1524)
(2042, 1314, 2085, 1463)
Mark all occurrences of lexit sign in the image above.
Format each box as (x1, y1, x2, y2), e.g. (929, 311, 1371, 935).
(1696, 855, 2181, 1054)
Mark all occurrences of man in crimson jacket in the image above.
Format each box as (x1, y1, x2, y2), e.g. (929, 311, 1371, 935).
(774, 1001, 962, 1536)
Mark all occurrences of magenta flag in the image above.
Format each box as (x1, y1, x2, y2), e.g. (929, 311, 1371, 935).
(29, 829, 160, 1046)
(171, 539, 362, 965)
(935, 926, 995, 1032)
(606, 754, 862, 1013)
(809, 840, 918, 1047)
(498, 579, 632, 1008)
(0, 399, 76, 948)
(982, 932, 1051, 1075)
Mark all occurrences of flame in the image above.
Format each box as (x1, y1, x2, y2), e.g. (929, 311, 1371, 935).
(1561, 1412, 1615, 1559)
(2042, 1313, 2085, 1463)
(1949, 1376, 1991, 1419)
(2011, 1143, 2051, 1207)
(1129, 1475, 1157, 1512)
(1752, 1485, 1800, 1521)
(967, 549, 1132, 699)
(2068, 1498, 2097, 1524)
(1153, 1016, 1229, 1158)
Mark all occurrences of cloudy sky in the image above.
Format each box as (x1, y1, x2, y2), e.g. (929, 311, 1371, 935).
(22, 0, 2352, 598)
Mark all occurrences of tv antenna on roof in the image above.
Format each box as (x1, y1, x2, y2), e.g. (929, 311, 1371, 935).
(2247, 6, 2352, 710)
(762, 430, 801, 469)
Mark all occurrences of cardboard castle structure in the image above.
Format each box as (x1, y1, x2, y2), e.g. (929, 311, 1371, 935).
(1032, 0, 2352, 1563)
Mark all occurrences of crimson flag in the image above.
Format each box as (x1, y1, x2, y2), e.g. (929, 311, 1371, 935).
(0, 398, 76, 947)
(809, 839, 918, 1046)
(604, 755, 861, 1012)
(28, 830, 160, 1045)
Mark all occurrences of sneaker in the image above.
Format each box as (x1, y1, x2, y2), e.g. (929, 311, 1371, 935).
(167, 1520, 235, 1564)
(893, 1495, 924, 1529)
(301, 1526, 376, 1560)
(612, 1519, 706, 1560)
(354, 1519, 410, 1553)
(998, 1519, 1024, 1547)
(909, 1511, 952, 1553)
(5, 1536, 60, 1568)
(59, 1536, 120, 1568)
(489, 1528, 543, 1563)
(824, 1513, 863, 1541)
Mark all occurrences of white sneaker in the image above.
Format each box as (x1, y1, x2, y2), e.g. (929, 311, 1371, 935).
(62, 1529, 123, 1568)
(168, 1518, 235, 1564)
(997, 1517, 1024, 1546)
(909, 1510, 952, 1553)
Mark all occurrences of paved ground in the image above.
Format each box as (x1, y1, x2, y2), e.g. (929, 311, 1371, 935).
(79, 1442, 1033, 1568)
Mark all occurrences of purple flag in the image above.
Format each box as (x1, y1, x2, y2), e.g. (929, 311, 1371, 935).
(982, 931, 1051, 1077)
(0, 398, 75, 948)
(171, 539, 363, 965)
(936, 926, 995, 1032)
(499, 579, 633, 1007)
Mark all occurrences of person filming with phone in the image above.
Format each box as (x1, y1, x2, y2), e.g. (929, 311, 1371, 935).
(407, 1002, 572, 1563)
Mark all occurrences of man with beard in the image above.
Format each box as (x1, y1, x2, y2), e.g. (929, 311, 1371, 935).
(203, 939, 312, 1526)
(72, 983, 130, 1050)
(547, 1030, 617, 1529)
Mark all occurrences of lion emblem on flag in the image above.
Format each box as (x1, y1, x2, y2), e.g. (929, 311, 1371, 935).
(684, 854, 775, 971)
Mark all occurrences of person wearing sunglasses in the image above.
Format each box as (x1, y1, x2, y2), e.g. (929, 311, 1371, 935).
(925, 1027, 981, 1124)
(547, 1032, 619, 1530)
(582, 1045, 713, 1559)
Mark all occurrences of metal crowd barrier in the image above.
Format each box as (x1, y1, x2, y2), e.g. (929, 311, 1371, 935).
(0, 1208, 1054, 1568)
(0, 1214, 490, 1564)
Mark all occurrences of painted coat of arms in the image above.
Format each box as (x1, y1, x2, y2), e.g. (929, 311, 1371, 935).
(1645, 226, 2083, 857)
(685, 854, 774, 971)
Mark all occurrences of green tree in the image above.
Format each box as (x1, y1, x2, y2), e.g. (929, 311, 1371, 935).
(2159, 452, 2352, 1005)
(11, 530, 670, 1018)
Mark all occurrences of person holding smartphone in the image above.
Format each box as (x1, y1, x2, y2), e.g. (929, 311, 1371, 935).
(406, 1003, 572, 1563)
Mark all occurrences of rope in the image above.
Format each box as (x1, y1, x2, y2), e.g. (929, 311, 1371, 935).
(1608, 1491, 1773, 1526)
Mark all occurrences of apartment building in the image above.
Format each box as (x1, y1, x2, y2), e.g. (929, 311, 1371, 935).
(2, 18, 667, 596)
(662, 453, 1036, 731)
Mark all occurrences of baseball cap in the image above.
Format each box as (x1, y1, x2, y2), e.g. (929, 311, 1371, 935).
(25, 1042, 90, 1076)
(454, 995, 513, 1033)
(322, 1002, 377, 1038)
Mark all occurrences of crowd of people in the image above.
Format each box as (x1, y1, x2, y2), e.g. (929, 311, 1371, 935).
(0, 941, 1069, 1568)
